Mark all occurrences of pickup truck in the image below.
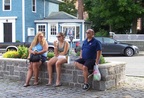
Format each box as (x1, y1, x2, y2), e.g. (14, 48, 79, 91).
(0, 36, 54, 53)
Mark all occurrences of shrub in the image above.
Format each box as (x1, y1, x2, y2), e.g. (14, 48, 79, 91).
(17, 45, 29, 59)
(99, 55, 106, 64)
(47, 52, 54, 59)
(16, 40, 20, 42)
(95, 29, 109, 37)
(3, 51, 20, 58)
(3, 46, 28, 59)
(76, 51, 80, 56)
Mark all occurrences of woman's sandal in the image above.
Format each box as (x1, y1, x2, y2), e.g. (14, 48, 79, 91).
(33, 82, 39, 86)
(23, 84, 30, 87)
(46, 83, 52, 86)
(53, 83, 62, 87)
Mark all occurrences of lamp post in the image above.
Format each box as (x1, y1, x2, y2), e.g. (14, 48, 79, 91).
(69, 34, 74, 49)
(67, 34, 74, 64)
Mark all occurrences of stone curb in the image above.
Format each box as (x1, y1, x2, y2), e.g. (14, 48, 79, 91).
(138, 51, 144, 56)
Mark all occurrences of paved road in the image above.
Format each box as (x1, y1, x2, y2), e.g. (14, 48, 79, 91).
(105, 55, 144, 77)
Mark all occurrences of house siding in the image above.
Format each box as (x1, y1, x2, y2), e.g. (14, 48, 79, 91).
(25, 0, 44, 41)
(0, 0, 62, 42)
(48, 2, 59, 15)
(25, 0, 59, 41)
(0, 0, 23, 42)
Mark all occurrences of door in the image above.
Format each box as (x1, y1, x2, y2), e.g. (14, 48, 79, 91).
(4, 23, 12, 42)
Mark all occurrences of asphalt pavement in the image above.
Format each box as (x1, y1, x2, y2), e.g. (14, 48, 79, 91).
(105, 51, 144, 77)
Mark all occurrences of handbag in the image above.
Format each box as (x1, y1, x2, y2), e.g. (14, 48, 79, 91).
(29, 54, 42, 62)
(93, 64, 101, 81)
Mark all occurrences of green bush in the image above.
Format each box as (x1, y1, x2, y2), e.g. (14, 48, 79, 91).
(99, 55, 106, 64)
(76, 51, 80, 56)
(95, 29, 109, 37)
(3, 45, 28, 59)
(16, 40, 20, 42)
(17, 45, 29, 59)
(47, 52, 54, 59)
(3, 51, 20, 58)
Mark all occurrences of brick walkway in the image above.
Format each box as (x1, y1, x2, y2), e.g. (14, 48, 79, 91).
(0, 76, 144, 98)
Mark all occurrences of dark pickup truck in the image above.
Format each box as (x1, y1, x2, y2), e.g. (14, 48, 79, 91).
(0, 36, 54, 53)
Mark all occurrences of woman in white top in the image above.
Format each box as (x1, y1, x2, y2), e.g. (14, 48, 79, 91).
(46, 32, 69, 87)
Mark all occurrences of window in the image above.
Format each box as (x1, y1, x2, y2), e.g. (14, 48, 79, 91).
(76, 26, 80, 39)
(104, 38, 115, 43)
(32, 0, 36, 12)
(3, 0, 11, 11)
(37, 24, 46, 35)
(96, 37, 103, 43)
(61, 26, 80, 40)
(50, 24, 57, 35)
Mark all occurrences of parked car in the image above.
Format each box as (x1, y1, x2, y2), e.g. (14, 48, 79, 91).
(0, 36, 54, 53)
(75, 37, 139, 57)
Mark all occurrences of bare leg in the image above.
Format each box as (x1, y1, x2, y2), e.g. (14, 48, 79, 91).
(83, 66, 89, 84)
(55, 58, 67, 85)
(74, 62, 83, 70)
(74, 62, 88, 84)
(47, 57, 57, 84)
(24, 63, 33, 85)
(33, 62, 41, 84)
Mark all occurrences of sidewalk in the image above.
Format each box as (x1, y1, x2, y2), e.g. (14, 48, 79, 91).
(138, 51, 144, 56)
(0, 76, 144, 98)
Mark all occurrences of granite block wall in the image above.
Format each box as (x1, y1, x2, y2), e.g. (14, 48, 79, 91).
(0, 58, 126, 91)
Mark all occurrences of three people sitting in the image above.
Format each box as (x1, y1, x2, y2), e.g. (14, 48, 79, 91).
(24, 29, 101, 91)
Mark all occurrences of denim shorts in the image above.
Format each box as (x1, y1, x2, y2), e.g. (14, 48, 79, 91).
(41, 55, 47, 63)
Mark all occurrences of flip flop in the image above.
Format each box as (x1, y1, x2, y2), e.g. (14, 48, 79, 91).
(33, 82, 39, 86)
(46, 83, 52, 86)
(53, 83, 62, 87)
(23, 84, 30, 87)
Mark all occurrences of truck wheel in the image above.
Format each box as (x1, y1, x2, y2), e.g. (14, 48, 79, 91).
(48, 48, 54, 52)
(7, 48, 17, 52)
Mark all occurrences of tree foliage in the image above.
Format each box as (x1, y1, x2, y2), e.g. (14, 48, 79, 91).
(84, 0, 144, 34)
(59, 0, 77, 16)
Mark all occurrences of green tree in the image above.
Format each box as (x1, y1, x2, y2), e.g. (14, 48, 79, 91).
(59, 0, 77, 16)
(84, 0, 144, 34)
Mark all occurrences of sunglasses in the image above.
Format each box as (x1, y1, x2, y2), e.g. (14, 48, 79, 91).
(39, 35, 44, 38)
(86, 32, 91, 34)
(56, 36, 61, 38)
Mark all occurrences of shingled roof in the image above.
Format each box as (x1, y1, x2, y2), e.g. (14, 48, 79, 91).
(44, 11, 78, 20)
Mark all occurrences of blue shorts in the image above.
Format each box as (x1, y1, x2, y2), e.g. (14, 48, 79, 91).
(75, 58, 95, 70)
(41, 55, 47, 63)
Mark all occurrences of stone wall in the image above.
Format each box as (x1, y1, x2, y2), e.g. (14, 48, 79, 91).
(0, 58, 126, 91)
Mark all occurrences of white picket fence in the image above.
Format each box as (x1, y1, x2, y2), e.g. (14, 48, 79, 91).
(113, 34, 144, 41)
